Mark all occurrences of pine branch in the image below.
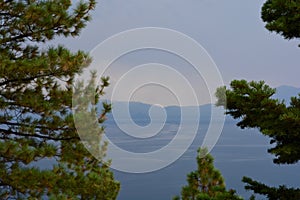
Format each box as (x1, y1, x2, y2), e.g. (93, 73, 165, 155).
(0, 128, 79, 141)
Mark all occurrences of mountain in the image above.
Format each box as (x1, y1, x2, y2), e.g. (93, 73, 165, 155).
(105, 101, 217, 125)
(103, 85, 300, 124)
(273, 85, 300, 104)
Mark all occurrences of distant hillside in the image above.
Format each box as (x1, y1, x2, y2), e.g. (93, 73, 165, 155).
(273, 85, 300, 104)
(102, 85, 300, 123)
(104, 101, 222, 124)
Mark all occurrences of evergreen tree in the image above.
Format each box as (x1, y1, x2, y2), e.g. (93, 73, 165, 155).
(214, 1, 300, 198)
(180, 0, 299, 197)
(242, 177, 300, 200)
(216, 81, 300, 199)
(174, 148, 242, 200)
(216, 80, 300, 165)
(0, 0, 119, 199)
(261, 0, 300, 44)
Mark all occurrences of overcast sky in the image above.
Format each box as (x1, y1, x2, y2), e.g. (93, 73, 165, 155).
(58, 0, 299, 106)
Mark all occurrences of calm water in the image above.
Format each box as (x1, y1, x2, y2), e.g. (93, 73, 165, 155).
(105, 119, 300, 200)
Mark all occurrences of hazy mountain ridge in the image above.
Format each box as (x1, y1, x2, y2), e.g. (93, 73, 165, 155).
(273, 85, 300, 104)
(105, 102, 215, 124)
(104, 85, 300, 122)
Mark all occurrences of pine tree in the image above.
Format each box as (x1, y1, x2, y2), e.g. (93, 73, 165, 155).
(261, 0, 300, 44)
(214, 1, 300, 198)
(242, 177, 300, 200)
(216, 80, 300, 199)
(216, 80, 300, 165)
(0, 0, 119, 199)
(174, 148, 242, 200)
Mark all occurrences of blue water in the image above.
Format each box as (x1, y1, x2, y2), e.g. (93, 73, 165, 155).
(105, 119, 300, 200)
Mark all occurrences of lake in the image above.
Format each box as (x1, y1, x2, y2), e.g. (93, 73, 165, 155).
(104, 118, 300, 200)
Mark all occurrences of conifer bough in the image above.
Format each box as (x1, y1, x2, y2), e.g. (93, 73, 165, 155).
(0, 0, 120, 199)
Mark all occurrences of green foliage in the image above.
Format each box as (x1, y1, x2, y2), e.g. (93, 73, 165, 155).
(216, 80, 300, 165)
(0, 0, 119, 199)
(174, 148, 243, 200)
(213, 1, 300, 199)
(216, 80, 300, 199)
(243, 177, 300, 200)
(261, 0, 300, 42)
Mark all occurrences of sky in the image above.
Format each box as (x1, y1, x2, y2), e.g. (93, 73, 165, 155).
(56, 0, 299, 106)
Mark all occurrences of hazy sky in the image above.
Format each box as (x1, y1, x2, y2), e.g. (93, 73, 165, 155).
(58, 0, 299, 105)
